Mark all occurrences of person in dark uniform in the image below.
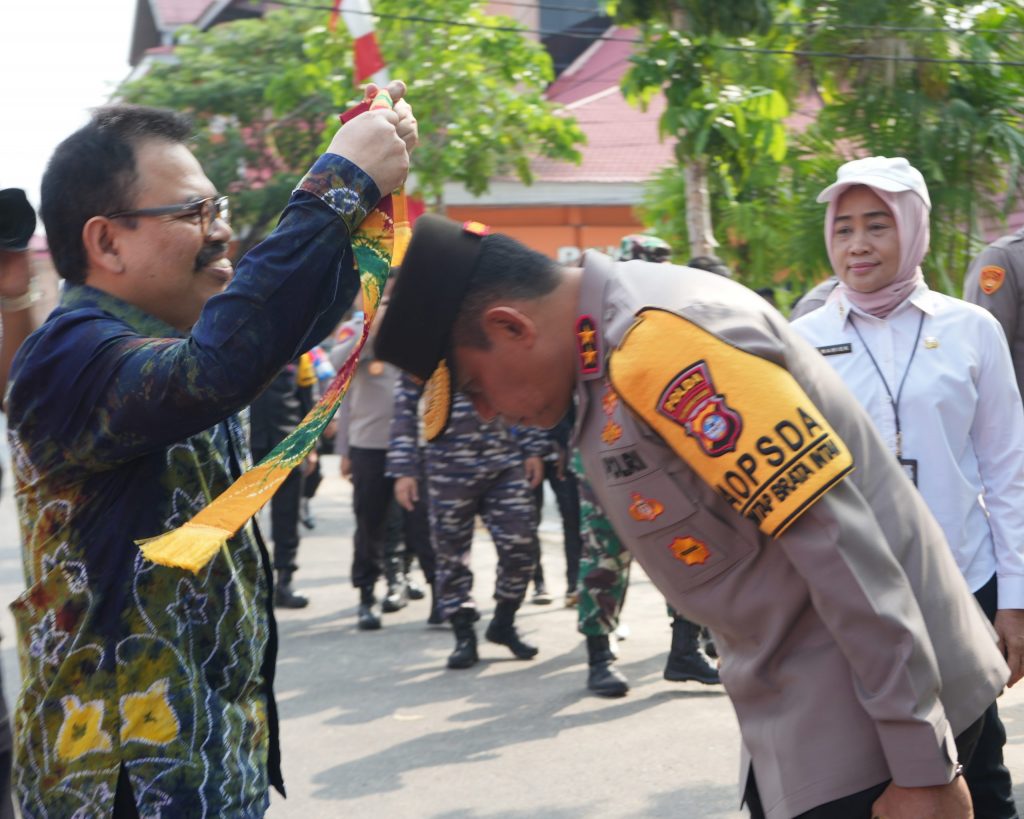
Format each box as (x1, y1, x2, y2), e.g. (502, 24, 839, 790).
(250, 356, 317, 608)
(388, 373, 545, 669)
(375, 215, 1010, 819)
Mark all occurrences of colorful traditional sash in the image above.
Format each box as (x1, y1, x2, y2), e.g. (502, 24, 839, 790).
(139, 90, 410, 573)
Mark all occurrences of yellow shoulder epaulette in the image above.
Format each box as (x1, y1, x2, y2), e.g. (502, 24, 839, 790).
(609, 308, 854, 538)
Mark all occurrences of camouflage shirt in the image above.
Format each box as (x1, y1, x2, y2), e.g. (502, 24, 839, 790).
(6, 153, 377, 818)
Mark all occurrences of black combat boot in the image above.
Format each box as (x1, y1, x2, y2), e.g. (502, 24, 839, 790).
(448, 608, 479, 669)
(357, 586, 381, 631)
(404, 555, 426, 600)
(664, 616, 720, 684)
(381, 576, 409, 613)
(701, 625, 718, 659)
(485, 600, 538, 659)
(426, 584, 444, 626)
(381, 544, 409, 613)
(274, 569, 309, 609)
(586, 635, 629, 697)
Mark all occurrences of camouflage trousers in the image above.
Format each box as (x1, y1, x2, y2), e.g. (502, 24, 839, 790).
(427, 464, 540, 622)
(576, 465, 632, 636)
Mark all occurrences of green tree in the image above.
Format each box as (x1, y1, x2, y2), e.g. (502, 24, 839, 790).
(119, 3, 583, 253)
(611, 0, 1024, 295)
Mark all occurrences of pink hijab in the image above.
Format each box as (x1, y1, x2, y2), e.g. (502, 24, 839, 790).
(825, 185, 930, 318)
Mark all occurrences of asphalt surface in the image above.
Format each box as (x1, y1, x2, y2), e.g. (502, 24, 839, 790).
(0, 451, 1019, 818)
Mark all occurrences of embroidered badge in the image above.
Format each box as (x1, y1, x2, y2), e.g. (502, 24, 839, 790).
(979, 265, 1006, 295)
(628, 492, 664, 522)
(368, 361, 385, 376)
(924, 337, 939, 349)
(601, 419, 623, 444)
(576, 315, 600, 375)
(657, 360, 742, 457)
(602, 387, 619, 416)
(669, 536, 710, 566)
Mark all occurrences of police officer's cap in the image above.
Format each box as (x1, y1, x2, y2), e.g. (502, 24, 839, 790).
(376, 214, 490, 440)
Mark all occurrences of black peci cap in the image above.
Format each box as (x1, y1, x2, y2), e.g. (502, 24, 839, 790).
(0, 189, 37, 251)
(376, 214, 492, 441)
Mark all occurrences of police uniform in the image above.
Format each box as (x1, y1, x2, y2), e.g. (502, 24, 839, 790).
(572, 252, 1006, 816)
(376, 213, 1009, 817)
(964, 226, 1024, 396)
(387, 373, 544, 621)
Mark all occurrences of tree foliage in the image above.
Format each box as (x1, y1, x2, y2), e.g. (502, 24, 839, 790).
(611, 0, 1024, 295)
(119, 3, 583, 252)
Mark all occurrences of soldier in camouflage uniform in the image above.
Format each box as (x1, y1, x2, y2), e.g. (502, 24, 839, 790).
(387, 372, 546, 669)
(575, 236, 721, 697)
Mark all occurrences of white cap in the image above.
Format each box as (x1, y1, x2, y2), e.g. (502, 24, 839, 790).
(816, 156, 931, 209)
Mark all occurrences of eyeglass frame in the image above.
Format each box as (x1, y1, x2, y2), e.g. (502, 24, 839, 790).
(106, 195, 230, 237)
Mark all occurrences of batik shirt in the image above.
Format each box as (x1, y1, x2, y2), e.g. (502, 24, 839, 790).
(6, 153, 378, 818)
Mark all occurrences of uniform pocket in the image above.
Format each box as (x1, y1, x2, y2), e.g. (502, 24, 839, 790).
(614, 470, 758, 594)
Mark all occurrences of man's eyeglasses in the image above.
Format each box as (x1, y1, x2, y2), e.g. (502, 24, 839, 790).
(106, 196, 230, 237)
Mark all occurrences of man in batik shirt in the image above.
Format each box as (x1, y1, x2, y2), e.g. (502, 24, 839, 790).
(5, 91, 415, 818)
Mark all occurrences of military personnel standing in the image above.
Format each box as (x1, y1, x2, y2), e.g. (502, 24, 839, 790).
(388, 373, 545, 669)
(964, 226, 1024, 396)
(376, 215, 1010, 818)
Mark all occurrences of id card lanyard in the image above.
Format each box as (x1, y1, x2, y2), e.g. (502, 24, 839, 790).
(848, 310, 926, 485)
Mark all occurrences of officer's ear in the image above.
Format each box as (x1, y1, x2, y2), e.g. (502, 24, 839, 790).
(481, 306, 536, 347)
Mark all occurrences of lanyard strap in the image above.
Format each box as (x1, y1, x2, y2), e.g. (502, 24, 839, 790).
(848, 310, 926, 459)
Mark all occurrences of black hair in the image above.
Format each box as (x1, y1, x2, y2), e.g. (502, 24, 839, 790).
(451, 233, 560, 349)
(40, 104, 193, 283)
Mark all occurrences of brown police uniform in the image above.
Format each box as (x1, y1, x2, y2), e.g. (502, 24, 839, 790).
(964, 226, 1024, 395)
(574, 252, 1007, 818)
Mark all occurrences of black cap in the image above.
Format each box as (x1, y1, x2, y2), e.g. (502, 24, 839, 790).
(376, 214, 487, 381)
(376, 214, 493, 441)
(0, 189, 36, 251)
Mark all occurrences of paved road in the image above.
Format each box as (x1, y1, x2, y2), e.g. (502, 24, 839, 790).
(0, 452, 1019, 817)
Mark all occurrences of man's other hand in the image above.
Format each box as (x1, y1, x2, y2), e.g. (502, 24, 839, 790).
(394, 476, 419, 511)
(994, 608, 1024, 686)
(871, 778, 972, 819)
(524, 456, 544, 489)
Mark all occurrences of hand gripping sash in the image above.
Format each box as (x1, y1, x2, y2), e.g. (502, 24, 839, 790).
(138, 91, 410, 573)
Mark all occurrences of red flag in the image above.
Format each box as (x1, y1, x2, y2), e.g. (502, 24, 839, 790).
(328, 0, 387, 84)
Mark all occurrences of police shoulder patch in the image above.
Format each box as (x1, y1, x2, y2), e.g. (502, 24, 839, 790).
(608, 308, 854, 538)
(979, 265, 1006, 295)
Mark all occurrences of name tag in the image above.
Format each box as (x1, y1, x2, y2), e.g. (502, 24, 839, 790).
(816, 343, 852, 356)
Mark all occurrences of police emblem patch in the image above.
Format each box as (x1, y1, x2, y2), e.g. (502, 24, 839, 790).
(980, 265, 1006, 295)
(657, 361, 742, 457)
(576, 315, 600, 375)
(669, 536, 709, 566)
(628, 492, 664, 522)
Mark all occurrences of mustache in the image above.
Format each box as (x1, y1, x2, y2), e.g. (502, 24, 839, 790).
(194, 242, 230, 271)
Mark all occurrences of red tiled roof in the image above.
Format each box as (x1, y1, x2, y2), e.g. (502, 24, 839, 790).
(535, 28, 675, 183)
(151, 0, 217, 27)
